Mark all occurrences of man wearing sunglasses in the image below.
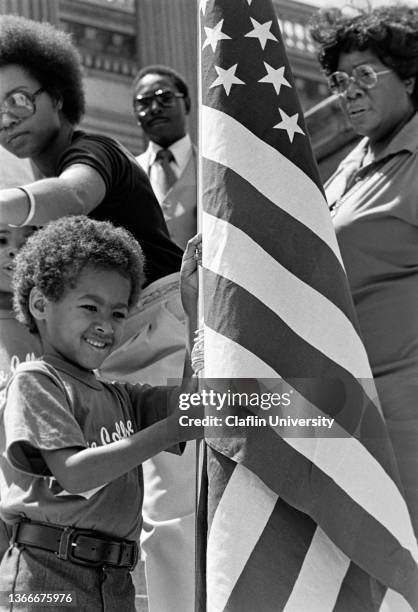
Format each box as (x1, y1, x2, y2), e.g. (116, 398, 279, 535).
(133, 65, 197, 251)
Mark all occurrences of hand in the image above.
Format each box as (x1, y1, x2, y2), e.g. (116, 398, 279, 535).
(180, 233, 201, 317)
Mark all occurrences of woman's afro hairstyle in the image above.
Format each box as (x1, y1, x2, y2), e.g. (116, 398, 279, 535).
(13, 216, 146, 334)
(0, 15, 85, 125)
(309, 4, 418, 106)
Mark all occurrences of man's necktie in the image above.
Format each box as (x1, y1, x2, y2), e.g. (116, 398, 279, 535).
(152, 148, 176, 203)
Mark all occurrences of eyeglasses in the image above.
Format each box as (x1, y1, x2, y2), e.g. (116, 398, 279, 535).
(0, 88, 44, 125)
(133, 89, 184, 116)
(328, 65, 392, 95)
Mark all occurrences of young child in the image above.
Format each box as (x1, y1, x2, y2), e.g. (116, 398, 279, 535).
(0, 224, 41, 394)
(0, 223, 42, 563)
(0, 216, 201, 612)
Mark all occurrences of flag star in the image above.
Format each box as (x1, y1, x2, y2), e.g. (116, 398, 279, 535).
(200, 0, 210, 14)
(259, 62, 291, 95)
(246, 0, 253, 4)
(244, 18, 277, 50)
(273, 109, 305, 143)
(210, 64, 245, 96)
(203, 19, 231, 53)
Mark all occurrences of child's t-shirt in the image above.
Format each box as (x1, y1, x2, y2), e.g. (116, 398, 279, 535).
(0, 354, 182, 541)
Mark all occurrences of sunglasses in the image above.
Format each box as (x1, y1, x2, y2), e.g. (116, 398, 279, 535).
(328, 65, 391, 95)
(0, 88, 44, 126)
(133, 89, 184, 117)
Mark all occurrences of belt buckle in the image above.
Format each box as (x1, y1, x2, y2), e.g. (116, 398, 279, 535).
(57, 527, 103, 568)
(56, 527, 138, 570)
(56, 526, 76, 561)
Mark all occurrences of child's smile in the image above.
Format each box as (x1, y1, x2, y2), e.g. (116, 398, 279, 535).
(35, 265, 131, 371)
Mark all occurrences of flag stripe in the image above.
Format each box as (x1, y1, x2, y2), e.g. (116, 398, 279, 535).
(203, 324, 279, 378)
(203, 270, 410, 513)
(208, 423, 418, 594)
(208, 458, 389, 612)
(204, 326, 376, 438)
(333, 562, 386, 611)
(207, 462, 277, 612)
(207, 451, 322, 612)
(283, 528, 350, 612)
(203, 157, 359, 327)
(203, 325, 378, 447)
(225, 497, 319, 611)
(379, 589, 414, 612)
(202, 105, 342, 264)
(281, 437, 418, 559)
(203, 211, 372, 379)
(203, 267, 379, 415)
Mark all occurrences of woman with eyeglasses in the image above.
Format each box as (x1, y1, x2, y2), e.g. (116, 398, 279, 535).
(0, 16, 182, 283)
(310, 4, 418, 537)
(0, 15, 188, 378)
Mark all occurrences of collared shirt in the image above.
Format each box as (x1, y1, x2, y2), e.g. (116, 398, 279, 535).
(147, 133, 192, 182)
(325, 112, 418, 385)
(326, 113, 418, 211)
(137, 134, 197, 249)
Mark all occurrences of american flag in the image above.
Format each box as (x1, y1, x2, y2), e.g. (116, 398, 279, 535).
(198, 1, 418, 610)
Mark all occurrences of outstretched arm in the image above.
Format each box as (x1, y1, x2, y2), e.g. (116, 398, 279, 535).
(40, 401, 200, 495)
(0, 163, 106, 226)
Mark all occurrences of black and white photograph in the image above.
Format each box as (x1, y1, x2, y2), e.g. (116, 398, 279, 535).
(0, 0, 416, 610)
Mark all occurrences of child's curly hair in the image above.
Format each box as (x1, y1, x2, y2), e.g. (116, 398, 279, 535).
(0, 15, 85, 125)
(13, 216, 145, 333)
(309, 4, 418, 107)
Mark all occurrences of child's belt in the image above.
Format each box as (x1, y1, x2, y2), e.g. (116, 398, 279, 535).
(11, 519, 139, 570)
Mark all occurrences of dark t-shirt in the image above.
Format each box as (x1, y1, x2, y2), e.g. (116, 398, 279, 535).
(56, 131, 183, 286)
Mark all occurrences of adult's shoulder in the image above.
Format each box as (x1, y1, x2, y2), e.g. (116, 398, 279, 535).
(69, 130, 134, 160)
(56, 129, 149, 188)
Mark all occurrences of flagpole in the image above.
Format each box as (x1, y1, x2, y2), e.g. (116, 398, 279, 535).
(195, 3, 207, 611)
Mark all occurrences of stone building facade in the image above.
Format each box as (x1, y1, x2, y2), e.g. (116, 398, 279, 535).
(0, 0, 337, 159)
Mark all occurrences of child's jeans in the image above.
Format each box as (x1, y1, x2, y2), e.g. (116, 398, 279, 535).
(0, 544, 136, 612)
